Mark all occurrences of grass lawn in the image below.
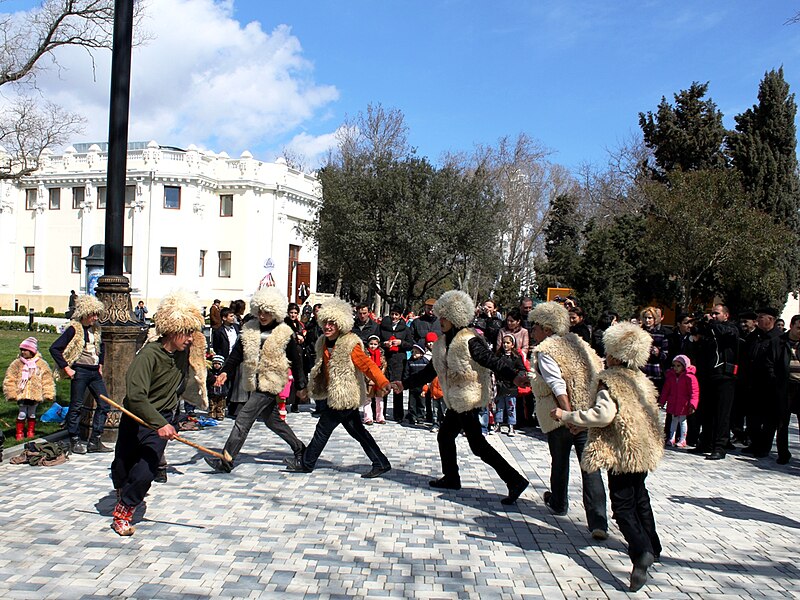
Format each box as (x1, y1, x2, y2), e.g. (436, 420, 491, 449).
(1, 330, 72, 449)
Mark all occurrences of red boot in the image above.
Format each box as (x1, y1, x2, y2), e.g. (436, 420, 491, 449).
(26, 418, 36, 439)
(112, 501, 136, 536)
(15, 419, 24, 441)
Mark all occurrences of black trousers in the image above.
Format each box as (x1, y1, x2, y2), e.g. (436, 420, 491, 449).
(391, 392, 404, 421)
(608, 471, 662, 563)
(759, 381, 798, 459)
(437, 407, 524, 486)
(302, 405, 390, 471)
(111, 410, 174, 506)
(698, 378, 735, 454)
(407, 388, 425, 422)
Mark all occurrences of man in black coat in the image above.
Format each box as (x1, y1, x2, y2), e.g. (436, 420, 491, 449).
(411, 299, 442, 345)
(211, 308, 240, 359)
(471, 299, 502, 352)
(353, 303, 379, 344)
(379, 304, 413, 422)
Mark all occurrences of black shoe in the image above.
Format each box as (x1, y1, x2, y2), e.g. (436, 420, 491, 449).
(501, 478, 529, 505)
(153, 468, 168, 484)
(543, 490, 568, 516)
(429, 477, 461, 490)
(362, 465, 391, 479)
(71, 437, 87, 455)
(204, 455, 233, 473)
(87, 437, 113, 453)
(629, 551, 654, 592)
(688, 446, 709, 455)
(284, 457, 311, 473)
(290, 405, 300, 413)
(741, 445, 757, 455)
(706, 452, 726, 460)
(777, 453, 792, 465)
(294, 443, 306, 463)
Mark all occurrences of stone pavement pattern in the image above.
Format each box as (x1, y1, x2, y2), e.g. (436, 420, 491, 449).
(1, 411, 798, 599)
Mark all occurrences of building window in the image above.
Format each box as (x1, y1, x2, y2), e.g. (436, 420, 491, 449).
(97, 186, 107, 209)
(70, 246, 81, 273)
(73, 187, 85, 209)
(49, 188, 61, 210)
(24, 247, 34, 272)
(123, 246, 132, 274)
(218, 251, 231, 278)
(164, 186, 181, 209)
(125, 185, 136, 207)
(160, 247, 177, 275)
(220, 194, 233, 217)
(199, 250, 206, 277)
(25, 189, 37, 210)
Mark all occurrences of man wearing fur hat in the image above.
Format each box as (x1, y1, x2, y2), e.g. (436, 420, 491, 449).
(110, 290, 208, 536)
(529, 301, 608, 538)
(551, 322, 663, 592)
(285, 297, 393, 478)
(395, 290, 530, 504)
(49, 294, 112, 454)
(205, 287, 307, 473)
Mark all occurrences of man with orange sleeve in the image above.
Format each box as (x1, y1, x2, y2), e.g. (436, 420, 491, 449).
(285, 298, 393, 478)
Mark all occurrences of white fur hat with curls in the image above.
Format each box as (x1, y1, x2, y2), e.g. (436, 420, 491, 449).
(250, 286, 288, 317)
(529, 301, 570, 336)
(153, 290, 204, 335)
(603, 322, 652, 368)
(317, 297, 355, 334)
(433, 290, 474, 329)
(71, 295, 105, 320)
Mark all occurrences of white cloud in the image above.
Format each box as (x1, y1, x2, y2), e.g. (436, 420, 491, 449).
(18, 0, 339, 156)
(283, 129, 341, 168)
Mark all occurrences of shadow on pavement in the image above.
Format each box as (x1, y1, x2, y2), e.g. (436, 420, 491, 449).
(669, 495, 800, 529)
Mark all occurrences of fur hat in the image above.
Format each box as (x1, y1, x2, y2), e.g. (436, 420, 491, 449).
(317, 297, 354, 334)
(72, 295, 105, 320)
(603, 322, 652, 369)
(433, 290, 474, 329)
(19, 337, 38, 353)
(529, 302, 570, 336)
(153, 290, 204, 335)
(250, 287, 288, 317)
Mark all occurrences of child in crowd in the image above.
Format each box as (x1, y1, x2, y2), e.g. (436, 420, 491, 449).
(278, 370, 293, 421)
(493, 334, 525, 436)
(405, 344, 429, 424)
(423, 376, 445, 432)
(206, 355, 230, 420)
(3, 337, 55, 440)
(659, 354, 699, 447)
(363, 335, 387, 425)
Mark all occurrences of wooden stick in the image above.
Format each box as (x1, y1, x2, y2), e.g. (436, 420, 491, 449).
(100, 394, 231, 462)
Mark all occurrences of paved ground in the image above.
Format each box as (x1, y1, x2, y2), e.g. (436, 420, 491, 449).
(1, 409, 798, 599)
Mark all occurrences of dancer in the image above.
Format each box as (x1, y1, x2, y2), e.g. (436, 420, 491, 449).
(110, 290, 208, 536)
(285, 297, 392, 478)
(395, 290, 530, 505)
(205, 287, 307, 473)
(551, 322, 664, 592)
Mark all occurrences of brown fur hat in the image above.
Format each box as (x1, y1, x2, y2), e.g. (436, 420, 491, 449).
(72, 295, 105, 320)
(153, 290, 204, 335)
(603, 322, 652, 369)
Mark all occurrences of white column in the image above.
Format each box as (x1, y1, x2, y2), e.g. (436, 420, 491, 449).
(32, 184, 47, 290)
(0, 181, 16, 291)
(130, 181, 149, 294)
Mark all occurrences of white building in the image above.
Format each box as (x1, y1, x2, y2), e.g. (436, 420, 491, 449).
(0, 141, 320, 313)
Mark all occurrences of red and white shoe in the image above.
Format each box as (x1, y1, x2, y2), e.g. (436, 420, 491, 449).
(112, 501, 136, 536)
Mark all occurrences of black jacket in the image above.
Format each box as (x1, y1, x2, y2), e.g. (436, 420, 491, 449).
(410, 314, 441, 344)
(353, 318, 380, 345)
(765, 332, 800, 409)
(693, 319, 740, 380)
(211, 323, 240, 359)
(379, 316, 413, 379)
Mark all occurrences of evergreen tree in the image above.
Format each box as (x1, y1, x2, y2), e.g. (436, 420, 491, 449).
(639, 82, 728, 177)
(542, 193, 582, 287)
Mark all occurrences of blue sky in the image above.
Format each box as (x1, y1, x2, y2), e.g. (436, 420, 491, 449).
(4, 1, 799, 171)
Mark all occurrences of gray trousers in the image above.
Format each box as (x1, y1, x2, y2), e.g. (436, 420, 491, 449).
(223, 390, 303, 461)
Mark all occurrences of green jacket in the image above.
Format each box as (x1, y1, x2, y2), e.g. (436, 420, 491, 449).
(124, 341, 188, 428)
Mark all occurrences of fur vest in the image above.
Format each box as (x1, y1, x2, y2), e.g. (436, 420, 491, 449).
(531, 333, 602, 433)
(55, 321, 101, 381)
(582, 367, 664, 474)
(309, 333, 366, 410)
(432, 328, 492, 413)
(240, 321, 293, 394)
(3, 354, 55, 403)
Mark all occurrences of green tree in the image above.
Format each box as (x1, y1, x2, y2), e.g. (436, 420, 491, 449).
(639, 82, 728, 177)
(541, 192, 582, 287)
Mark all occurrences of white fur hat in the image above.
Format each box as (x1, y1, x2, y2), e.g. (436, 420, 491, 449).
(529, 301, 570, 336)
(71, 295, 105, 320)
(603, 322, 652, 368)
(250, 287, 288, 317)
(153, 290, 204, 335)
(317, 297, 354, 334)
(433, 290, 474, 329)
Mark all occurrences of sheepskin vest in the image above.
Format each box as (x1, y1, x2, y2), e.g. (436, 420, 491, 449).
(582, 367, 664, 474)
(531, 333, 602, 433)
(309, 333, 366, 410)
(240, 321, 293, 394)
(55, 321, 101, 380)
(432, 328, 492, 413)
(2, 354, 55, 403)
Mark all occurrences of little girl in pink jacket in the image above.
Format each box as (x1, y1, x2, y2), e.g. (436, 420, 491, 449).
(659, 354, 699, 447)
